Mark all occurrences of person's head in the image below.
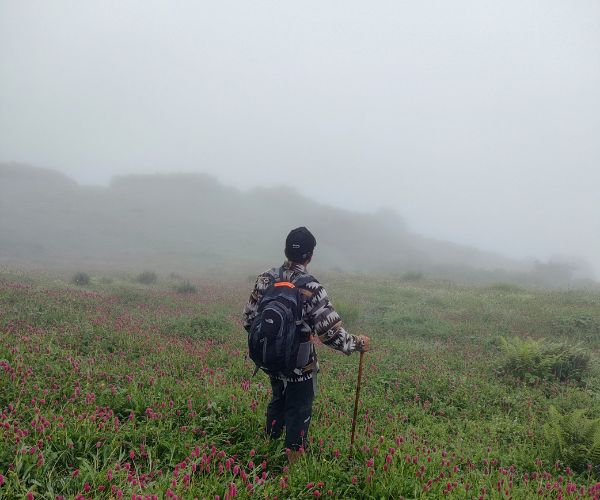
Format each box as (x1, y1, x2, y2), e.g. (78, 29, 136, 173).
(285, 227, 316, 265)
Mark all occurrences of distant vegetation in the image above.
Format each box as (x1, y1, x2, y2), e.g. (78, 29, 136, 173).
(71, 272, 90, 286)
(400, 271, 424, 282)
(135, 271, 158, 285)
(486, 282, 526, 293)
(0, 163, 595, 288)
(174, 281, 197, 294)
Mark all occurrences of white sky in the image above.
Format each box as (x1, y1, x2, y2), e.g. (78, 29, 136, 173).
(1, 1, 599, 274)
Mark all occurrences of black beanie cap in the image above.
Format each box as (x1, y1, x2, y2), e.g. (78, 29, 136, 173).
(285, 227, 316, 262)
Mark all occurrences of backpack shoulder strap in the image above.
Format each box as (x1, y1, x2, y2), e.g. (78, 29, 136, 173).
(262, 267, 279, 283)
(292, 273, 318, 289)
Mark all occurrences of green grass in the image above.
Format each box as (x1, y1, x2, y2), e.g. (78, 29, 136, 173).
(0, 269, 599, 498)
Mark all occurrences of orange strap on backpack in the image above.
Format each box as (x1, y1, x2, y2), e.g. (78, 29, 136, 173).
(274, 282, 295, 288)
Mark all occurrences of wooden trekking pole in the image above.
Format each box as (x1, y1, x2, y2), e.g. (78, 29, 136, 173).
(350, 350, 365, 452)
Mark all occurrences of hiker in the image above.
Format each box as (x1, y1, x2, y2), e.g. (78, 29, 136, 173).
(243, 226, 370, 460)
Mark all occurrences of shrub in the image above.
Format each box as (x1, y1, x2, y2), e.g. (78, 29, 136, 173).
(544, 405, 600, 473)
(401, 271, 423, 282)
(71, 272, 90, 286)
(487, 282, 525, 293)
(498, 337, 590, 383)
(175, 281, 197, 294)
(135, 271, 157, 285)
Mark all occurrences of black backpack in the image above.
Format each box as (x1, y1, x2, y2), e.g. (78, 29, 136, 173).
(248, 268, 315, 376)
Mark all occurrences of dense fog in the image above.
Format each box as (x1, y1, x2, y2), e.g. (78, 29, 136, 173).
(0, 163, 594, 288)
(1, 1, 598, 282)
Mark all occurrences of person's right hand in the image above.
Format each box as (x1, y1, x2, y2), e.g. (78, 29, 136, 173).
(356, 335, 371, 352)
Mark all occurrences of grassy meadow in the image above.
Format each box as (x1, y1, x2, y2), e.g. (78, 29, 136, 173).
(1, 268, 599, 499)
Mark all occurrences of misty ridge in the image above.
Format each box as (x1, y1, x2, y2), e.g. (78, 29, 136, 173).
(0, 162, 594, 288)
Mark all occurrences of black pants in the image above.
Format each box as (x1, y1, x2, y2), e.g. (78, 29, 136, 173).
(266, 377, 315, 450)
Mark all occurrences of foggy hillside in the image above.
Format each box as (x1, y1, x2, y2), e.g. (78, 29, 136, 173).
(0, 163, 592, 287)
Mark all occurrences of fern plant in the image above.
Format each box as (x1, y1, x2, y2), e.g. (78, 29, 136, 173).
(544, 405, 600, 473)
(498, 337, 590, 383)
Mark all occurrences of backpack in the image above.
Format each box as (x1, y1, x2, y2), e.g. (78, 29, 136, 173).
(248, 268, 316, 376)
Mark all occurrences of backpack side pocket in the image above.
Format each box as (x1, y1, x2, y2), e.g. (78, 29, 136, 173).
(296, 341, 312, 368)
